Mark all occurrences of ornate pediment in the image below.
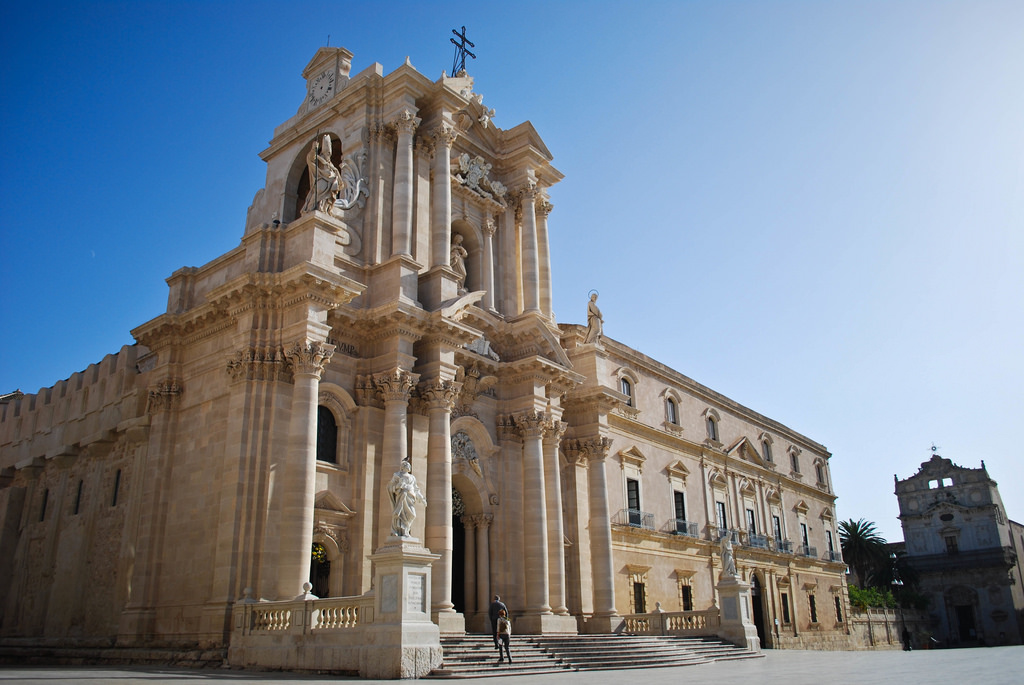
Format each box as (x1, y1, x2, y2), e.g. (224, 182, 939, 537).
(726, 437, 766, 466)
(315, 490, 355, 517)
(666, 460, 690, 481)
(618, 445, 646, 473)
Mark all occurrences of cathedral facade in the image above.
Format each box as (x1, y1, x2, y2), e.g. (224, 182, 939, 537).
(0, 47, 849, 655)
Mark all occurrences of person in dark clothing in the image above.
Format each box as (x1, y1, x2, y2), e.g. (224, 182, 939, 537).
(488, 595, 507, 650)
(902, 627, 912, 651)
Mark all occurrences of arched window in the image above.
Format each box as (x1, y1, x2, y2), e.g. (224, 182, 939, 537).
(620, 377, 633, 407)
(317, 406, 338, 463)
(762, 439, 773, 463)
(666, 397, 678, 425)
(706, 415, 718, 442)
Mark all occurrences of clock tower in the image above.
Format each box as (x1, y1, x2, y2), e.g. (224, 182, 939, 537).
(301, 46, 353, 113)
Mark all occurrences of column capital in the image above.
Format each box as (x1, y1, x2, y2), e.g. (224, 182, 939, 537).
(227, 345, 290, 383)
(373, 367, 420, 403)
(420, 378, 462, 411)
(565, 436, 612, 462)
(544, 419, 568, 443)
(146, 378, 183, 415)
(482, 216, 497, 237)
(513, 410, 547, 439)
(391, 108, 420, 136)
(286, 340, 335, 379)
(430, 123, 458, 149)
(536, 199, 553, 217)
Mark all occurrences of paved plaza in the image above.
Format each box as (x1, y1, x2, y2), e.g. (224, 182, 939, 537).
(2, 647, 1022, 685)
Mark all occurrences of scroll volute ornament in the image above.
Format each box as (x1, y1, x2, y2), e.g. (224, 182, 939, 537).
(287, 340, 335, 379)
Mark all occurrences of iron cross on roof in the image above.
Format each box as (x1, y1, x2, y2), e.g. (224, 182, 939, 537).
(450, 26, 476, 74)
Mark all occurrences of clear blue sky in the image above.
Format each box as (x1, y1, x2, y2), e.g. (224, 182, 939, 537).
(2, 1, 1022, 542)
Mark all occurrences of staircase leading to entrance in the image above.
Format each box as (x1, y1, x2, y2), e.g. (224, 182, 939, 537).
(427, 633, 762, 678)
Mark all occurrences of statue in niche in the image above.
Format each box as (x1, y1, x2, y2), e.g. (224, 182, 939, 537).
(584, 292, 603, 344)
(301, 136, 370, 217)
(719, 531, 737, 579)
(386, 459, 426, 538)
(450, 234, 468, 291)
(302, 135, 342, 213)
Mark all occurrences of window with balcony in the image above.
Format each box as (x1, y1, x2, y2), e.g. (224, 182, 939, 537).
(627, 478, 641, 526)
(716, 501, 728, 531)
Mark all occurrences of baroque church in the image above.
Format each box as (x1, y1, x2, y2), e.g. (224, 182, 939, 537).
(0, 46, 850, 669)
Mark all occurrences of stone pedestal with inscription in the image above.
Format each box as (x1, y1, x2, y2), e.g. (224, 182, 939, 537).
(716, 576, 761, 652)
(360, 537, 442, 679)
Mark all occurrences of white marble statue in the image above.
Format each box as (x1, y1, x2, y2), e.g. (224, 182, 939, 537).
(584, 293, 603, 344)
(720, 531, 737, 578)
(387, 459, 426, 538)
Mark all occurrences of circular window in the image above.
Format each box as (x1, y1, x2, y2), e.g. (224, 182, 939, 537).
(940, 513, 954, 522)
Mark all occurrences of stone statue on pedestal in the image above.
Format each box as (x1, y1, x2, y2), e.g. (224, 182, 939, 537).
(387, 459, 426, 538)
(584, 293, 603, 344)
(719, 531, 737, 579)
(450, 234, 468, 291)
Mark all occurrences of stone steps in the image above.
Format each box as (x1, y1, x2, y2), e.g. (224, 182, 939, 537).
(428, 633, 761, 678)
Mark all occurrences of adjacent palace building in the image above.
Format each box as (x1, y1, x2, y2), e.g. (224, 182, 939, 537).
(0, 46, 849, 662)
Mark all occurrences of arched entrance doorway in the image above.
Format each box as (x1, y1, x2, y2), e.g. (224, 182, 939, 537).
(452, 487, 466, 614)
(750, 574, 768, 647)
(310, 542, 330, 598)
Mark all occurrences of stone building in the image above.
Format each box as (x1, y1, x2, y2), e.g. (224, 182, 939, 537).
(0, 46, 849, 661)
(895, 453, 1024, 646)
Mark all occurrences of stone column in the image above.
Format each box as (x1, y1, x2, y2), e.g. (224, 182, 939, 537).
(564, 441, 593, 617)
(536, 199, 553, 318)
(461, 515, 477, 616)
(584, 437, 618, 622)
(543, 419, 569, 615)
(518, 185, 541, 314)
(481, 217, 497, 312)
(391, 110, 419, 257)
(475, 514, 493, 615)
(430, 125, 456, 269)
(374, 367, 419, 549)
(516, 411, 551, 615)
(277, 340, 334, 599)
(422, 378, 463, 632)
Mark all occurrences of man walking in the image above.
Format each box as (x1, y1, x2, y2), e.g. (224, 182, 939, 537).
(488, 595, 508, 650)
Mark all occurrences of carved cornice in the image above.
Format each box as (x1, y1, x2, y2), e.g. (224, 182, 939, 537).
(354, 374, 383, 408)
(227, 345, 292, 383)
(496, 414, 521, 443)
(420, 378, 462, 412)
(287, 340, 335, 379)
(372, 367, 420, 403)
(146, 378, 182, 415)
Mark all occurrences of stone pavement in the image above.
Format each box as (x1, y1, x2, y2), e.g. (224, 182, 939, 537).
(1, 647, 1022, 685)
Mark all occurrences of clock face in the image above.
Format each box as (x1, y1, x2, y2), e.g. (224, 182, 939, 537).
(308, 70, 336, 107)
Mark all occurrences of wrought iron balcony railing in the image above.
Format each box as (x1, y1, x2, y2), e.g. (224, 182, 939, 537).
(614, 508, 656, 530)
(671, 519, 699, 537)
(746, 533, 769, 549)
(800, 544, 818, 558)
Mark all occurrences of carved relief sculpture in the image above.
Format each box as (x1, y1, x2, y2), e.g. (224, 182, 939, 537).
(453, 153, 506, 203)
(301, 135, 370, 216)
(450, 233, 468, 291)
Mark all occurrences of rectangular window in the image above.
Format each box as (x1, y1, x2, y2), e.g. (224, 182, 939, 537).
(791, 453, 800, 472)
(835, 596, 843, 623)
(781, 593, 791, 624)
(746, 508, 757, 535)
(674, 491, 686, 521)
(111, 469, 122, 507)
(633, 582, 646, 614)
(39, 489, 49, 522)
(716, 501, 728, 531)
(826, 530, 835, 552)
(809, 595, 818, 623)
(73, 480, 83, 516)
(773, 514, 783, 541)
(801, 522, 809, 546)
(627, 479, 641, 525)
(945, 535, 959, 555)
(681, 585, 693, 612)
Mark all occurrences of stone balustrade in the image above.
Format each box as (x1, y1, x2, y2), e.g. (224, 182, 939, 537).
(621, 607, 721, 637)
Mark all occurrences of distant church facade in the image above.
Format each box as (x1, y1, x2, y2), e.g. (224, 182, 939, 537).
(895, 454, 1024, 646)
(0, 47, 849, 655)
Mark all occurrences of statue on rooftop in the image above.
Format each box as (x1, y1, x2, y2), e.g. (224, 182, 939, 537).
(584, 292, 603, 344)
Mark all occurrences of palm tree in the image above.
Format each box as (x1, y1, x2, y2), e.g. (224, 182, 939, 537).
(839, 518, 888, 589)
